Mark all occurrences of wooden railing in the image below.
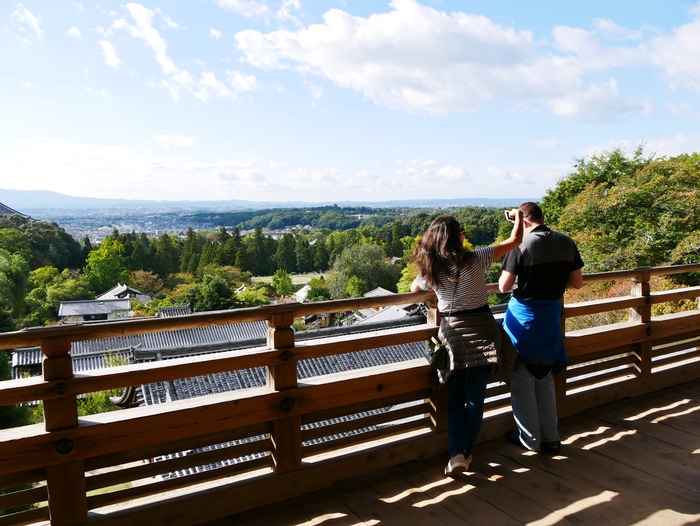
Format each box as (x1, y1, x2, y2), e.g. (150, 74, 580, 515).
(1, 264, 700, 526)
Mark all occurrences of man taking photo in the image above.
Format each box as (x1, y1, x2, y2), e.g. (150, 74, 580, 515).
(498, 202, 584, 454)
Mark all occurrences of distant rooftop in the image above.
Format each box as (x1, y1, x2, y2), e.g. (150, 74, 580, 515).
(0, 202, 30, 218)
(58, 298, 131, 317)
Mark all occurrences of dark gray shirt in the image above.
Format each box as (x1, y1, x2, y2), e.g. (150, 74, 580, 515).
(502, 225, 583, 300)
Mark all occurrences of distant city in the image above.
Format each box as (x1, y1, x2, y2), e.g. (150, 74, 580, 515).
(29, 207, 215, 242)
(1, 188, 536, 242)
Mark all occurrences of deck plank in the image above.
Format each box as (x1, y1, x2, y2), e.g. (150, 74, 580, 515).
(219, 381, 700, 526)
(397, 457, 526, 526)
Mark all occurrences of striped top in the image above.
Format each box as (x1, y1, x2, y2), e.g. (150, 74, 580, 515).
(414, 246, 494, 312)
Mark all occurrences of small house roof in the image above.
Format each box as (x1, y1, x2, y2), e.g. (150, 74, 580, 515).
(363, 287, 396, 298)
(156, 305, 193, 317)
(96, 283, 150, 303)
(58, 298, 131, 317)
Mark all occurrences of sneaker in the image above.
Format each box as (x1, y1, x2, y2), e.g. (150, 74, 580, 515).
(444, 454, 472, 477)
(540, 440, 561, 455)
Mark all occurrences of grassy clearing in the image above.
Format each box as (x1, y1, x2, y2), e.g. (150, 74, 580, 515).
(252, 273, 327, 286)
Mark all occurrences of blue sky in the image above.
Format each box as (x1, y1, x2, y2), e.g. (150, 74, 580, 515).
(1, 0, 699, 203)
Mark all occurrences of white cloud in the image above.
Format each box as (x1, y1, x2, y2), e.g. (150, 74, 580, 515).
(233, 0, 700, 120)
(114, 4, 256, 103)
(667, 101, 696, 116)
(210, 28, 223, 39)
(86, 87, 111, 99)
(228, 70, 257, 92)
(123, 3, 178, 75)
(592, 18, 643, 41)
(21, 81, 35, 89)
(0, 139, 279, 201)
(394, 158, 469, 183)
(277, 0, 302, 26)
(216, 0, 271, 19)
(161, 13, 183, 30)
(531, 139, 561, 149)
(12, 4, 45, 41)
(66, 27, 83, 40)
(305, 81, 323, 99)
(486, 162, 569, 192)
(99, 40, 121, 69)
(0, 138, 562, 202)
(153, 135, 196, 149)
(647, 13, 700, 92)
(641, 133, 700, 158)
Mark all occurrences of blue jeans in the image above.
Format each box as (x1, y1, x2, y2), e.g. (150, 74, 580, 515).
(510, 365, 560, 451)
(446, 365, 492, 457)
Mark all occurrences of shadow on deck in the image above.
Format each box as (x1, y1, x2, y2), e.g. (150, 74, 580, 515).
(210, 379, 700, 526)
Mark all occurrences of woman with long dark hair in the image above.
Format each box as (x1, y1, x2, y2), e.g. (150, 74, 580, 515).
(411, 211, 523, 476)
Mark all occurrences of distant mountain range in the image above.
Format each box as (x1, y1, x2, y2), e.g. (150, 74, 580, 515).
(0, 188, 539, 212)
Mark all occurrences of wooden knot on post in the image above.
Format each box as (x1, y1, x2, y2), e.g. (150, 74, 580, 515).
(279, 397, 295, 412)
(55, 438, 74, 455)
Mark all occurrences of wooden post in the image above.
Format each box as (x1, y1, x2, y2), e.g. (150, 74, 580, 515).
(630, 267, 652, 376)
(267, 311, 301, 474)
(41, 336, 88, 526)
(556, 297, 567, 401)
(426, 307, 447, 432)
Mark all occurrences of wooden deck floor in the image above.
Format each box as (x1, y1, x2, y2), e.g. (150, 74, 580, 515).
(205, 379, 700, 526)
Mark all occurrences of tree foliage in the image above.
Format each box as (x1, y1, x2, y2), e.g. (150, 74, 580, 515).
(272, 269, 294, 297)
(328, 244, 401, 299)
(84, 237, 130, 294)
(545, 149, 700, 275)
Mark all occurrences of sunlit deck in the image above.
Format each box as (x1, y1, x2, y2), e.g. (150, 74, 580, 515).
(220, 379, 700, 526)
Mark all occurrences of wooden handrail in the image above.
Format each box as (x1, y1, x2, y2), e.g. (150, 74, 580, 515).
(0, 290, 437, 349)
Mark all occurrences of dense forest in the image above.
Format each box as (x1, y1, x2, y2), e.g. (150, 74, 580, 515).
(0, 202, 504, 329)
(0, 146, 699, 335)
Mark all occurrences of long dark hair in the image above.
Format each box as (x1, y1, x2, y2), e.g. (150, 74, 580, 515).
(412, 215, 472, 288)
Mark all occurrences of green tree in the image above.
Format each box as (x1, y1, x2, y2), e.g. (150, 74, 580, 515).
(0, 351, 30, 427)
(552, 151, 700, 274)
(128, 270, 164, 297)
(84, 237, 129, 294)
(151, 234, 181, 279)
(306, 276, 331, 302)
(295, 237, 314, 273)
(275, 233, 296, 272)
(272, 269, 294, 297)
(313, 237, 330, 271)
(328, 244, 401, 299)
(185, 274, 234, 312)
(0, 248, 30, 319)
(234, 286, 270, 307)
(541, 145, 653, 227)
(0, 228, 32, 262)
(23, 268, 93, 326)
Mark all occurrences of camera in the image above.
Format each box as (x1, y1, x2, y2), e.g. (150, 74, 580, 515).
(504, 211, 515, 223)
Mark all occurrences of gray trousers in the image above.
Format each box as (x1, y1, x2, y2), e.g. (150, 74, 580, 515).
(510, 365, 560, 451)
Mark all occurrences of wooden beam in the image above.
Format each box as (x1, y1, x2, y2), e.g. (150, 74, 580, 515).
(0, 362, 433, 475)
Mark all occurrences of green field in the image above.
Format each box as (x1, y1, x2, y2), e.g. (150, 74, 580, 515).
(251, 274, 327, 286)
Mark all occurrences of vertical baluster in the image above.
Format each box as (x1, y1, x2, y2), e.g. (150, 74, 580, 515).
(42, 336, 87, 526)
(630, 267, 652, 376)
(267, 311, 301, 473)
(426, 307, 448, 432)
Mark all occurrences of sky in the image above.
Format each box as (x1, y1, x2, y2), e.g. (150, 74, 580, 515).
(1, 1, 699, 204)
